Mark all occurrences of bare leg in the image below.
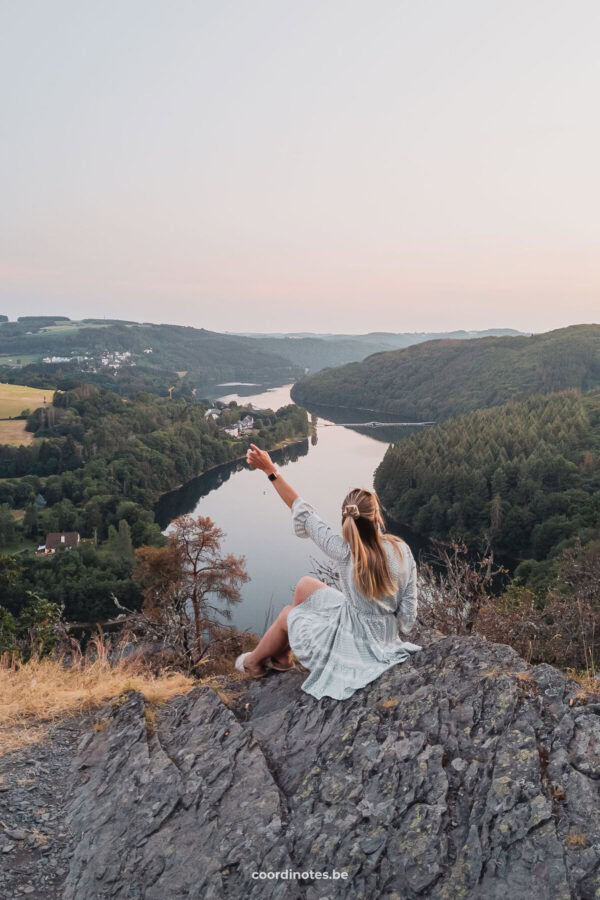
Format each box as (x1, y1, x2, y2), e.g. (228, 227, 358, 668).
(243, 576, 327, 675)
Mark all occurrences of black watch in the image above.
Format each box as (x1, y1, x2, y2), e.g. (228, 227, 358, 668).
(268, 471, 278, 481)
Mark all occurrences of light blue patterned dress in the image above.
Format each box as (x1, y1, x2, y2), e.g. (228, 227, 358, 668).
(286, 497, 422, 701)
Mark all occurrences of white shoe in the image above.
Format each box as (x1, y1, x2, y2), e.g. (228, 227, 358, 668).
(234, 652, 268, 679)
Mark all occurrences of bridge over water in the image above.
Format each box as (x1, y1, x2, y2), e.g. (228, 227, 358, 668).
(321, 420, 436, 428)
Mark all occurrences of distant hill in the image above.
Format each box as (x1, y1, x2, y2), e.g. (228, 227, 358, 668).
(0, 320, 527, 386)
(0, 322, 302, 392)
(291, 325, 600, 420)
(233, 328, 523, 342)
(232, 328, 526, 373)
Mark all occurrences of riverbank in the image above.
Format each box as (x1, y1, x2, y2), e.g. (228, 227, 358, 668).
(157, 428, 311, 499)
(153, 382, 411, 633)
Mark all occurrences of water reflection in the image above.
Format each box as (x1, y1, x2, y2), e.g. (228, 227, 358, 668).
(156, 439, 310, 528)
(156, 384, 430, 634)
(294, 401, 429, 444)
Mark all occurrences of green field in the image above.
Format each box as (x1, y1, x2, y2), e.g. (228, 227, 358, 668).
(0, 382, 50, 417)
(0, 354, 41, 366)
(38, 322, 107, 334)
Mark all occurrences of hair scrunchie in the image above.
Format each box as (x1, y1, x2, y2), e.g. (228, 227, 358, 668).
(343, 503, 360, 519)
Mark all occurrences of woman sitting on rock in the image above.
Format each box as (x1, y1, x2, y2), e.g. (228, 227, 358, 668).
(235, 444, 422, 700)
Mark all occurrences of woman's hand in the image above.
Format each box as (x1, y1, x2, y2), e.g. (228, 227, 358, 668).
(247, 442, 298, 507)
(246, 443, 276, 474)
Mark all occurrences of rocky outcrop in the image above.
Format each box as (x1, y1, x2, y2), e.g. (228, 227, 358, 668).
(63, 630, 600, 898)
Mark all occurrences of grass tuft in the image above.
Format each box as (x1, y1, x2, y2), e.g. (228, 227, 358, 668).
(0, 653, 195, 757)
(482, 669, 532, 681)
(566, 830, 588, 848)
(380, 698, 400, 709)
(144, 706, 157, 736)
(565, 668, 600, 701)
(214, 688, 244, 709)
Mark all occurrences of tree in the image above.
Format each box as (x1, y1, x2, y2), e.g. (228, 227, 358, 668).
(104, 521, 133, 559)
(134, 515, 249, 658)
(117, 519, 134, 559)
(0, 555, 19, 653)
(418, 539, 507, 635)
(17, 593, 63, 658)
(478, 540, 600, 673)
(134, 544, 182, 621)
(0, 504, 16, 547)
(0, 605, 17, 655)
(0, 554, 20, 591)
(22, 504, 40, 540)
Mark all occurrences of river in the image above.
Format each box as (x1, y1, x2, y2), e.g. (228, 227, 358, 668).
(155, 384, 427, 635)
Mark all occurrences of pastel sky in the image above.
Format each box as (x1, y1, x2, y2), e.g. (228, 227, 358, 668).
(1, 0, 598, 334)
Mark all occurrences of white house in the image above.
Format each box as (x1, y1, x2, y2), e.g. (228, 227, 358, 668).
(238, 415, 254, 434)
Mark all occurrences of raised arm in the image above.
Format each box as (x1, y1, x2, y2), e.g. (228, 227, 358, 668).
(246, 443, 349, 563)
(290, 496, 350, 563)
(246, 443, 298, 508)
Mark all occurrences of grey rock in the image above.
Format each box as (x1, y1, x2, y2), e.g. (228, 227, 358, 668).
(0, 717, 84, 900)
(56, 631, 600, 898)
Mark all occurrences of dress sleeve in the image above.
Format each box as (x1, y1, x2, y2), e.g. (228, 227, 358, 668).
(396, 545, 418, 635)
(291, 497, 351, 563)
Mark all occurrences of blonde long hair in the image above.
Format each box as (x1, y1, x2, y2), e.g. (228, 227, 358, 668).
(341, 488, 404, 600)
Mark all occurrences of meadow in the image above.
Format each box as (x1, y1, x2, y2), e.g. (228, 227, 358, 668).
(0, 354, 41, 367)
(0, 420, 35, 446)
(0, 382, 50, 418)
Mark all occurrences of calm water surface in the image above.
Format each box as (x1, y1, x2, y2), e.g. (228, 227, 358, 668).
(156, 384, 426, 634)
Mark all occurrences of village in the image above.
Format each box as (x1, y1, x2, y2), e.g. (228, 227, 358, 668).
(204, 401, 256, 437)
(41, 348, 153, 370)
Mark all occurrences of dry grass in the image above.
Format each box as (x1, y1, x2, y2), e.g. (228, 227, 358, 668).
(0, 382, 49, 417)
(0, 652, 195, 758)
(380, 698, 400, 709)
(0, 419, 35, 446)
(31, 827, 49, 847)
(0, 724, 49, 757)
(566, 830, 588, 848)
(483, 666, 600, 705)
(213, 688, 244, 709)
(566, 668, 600, 702)
(289, 651, 308, 673)
(481, 669, 533, 682)
(144, 706, 157, 736)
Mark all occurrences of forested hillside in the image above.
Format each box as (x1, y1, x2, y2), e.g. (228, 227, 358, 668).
(0, 318, 527, 389)
(375, 389, 600, 585)
(0, 385, 307, 530)
(0, 386, 308, 621)
(0, 322, 301, 390)
(291, 325, 600, 419)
